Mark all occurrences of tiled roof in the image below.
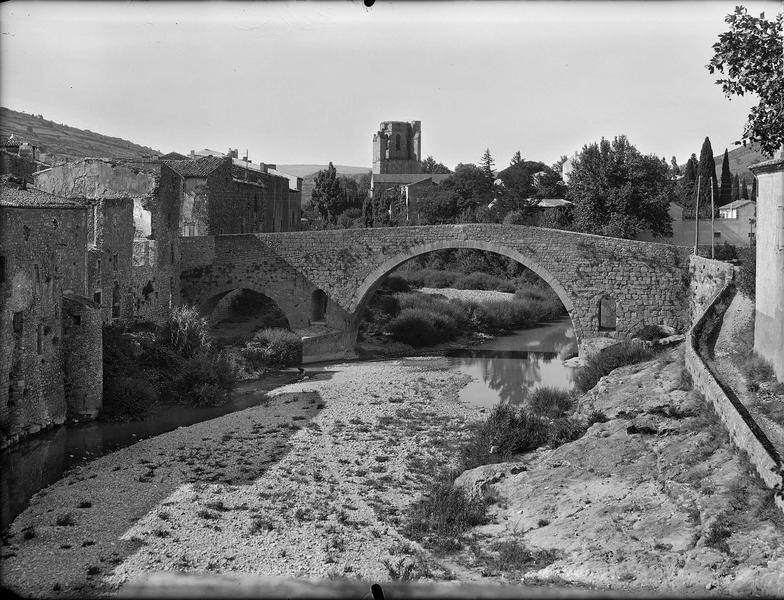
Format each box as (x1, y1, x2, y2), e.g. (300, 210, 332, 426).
(162, 156, 226, 177)
(159, 151, 189, 160)
(0, 180, 87, 208)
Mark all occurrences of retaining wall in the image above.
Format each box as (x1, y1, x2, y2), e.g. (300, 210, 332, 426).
(684, 263, 784, 514)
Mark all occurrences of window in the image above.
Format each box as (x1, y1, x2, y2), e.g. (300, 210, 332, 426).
(713, 232, 721, 239)
(52, 218, 58, 229)
(72, 314, 81, 326)
(94, 291, 102, 305)
(112, 252, 119, 270)
(96, 258, 101, 276)
(311, 289, 328, 322)
(395, 134, 401, 151)
(598, 296, 616, 331)
(12, 311, 23, 335)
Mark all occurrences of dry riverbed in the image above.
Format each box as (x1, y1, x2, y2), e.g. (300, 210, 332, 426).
(2, 350, 783, 597)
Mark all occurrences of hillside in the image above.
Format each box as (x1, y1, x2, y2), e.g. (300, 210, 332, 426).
(276, 164, 370, 178)
(715, 144, 767, 183)
(0, 107, 160, 161)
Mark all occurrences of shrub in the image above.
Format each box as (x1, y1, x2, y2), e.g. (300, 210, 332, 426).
(741, 354, 775, 383)
(736, 247, 755, 300)
(635, 324, 666, 341)
(102, 375, 158, 420)
(165, 306, 211, 358)
(170, 350, 237, 406)
(397, 269, 461, 289)
(546, 418, 587, 448)
(372, 293, 401, 317)
(454, 271, 515, 293)
(460, 405, 549, 470)
(528, 387, 573, 419)
(713, 243, 738, 262)
(573, 341, 657, 393)
(387, 308, 448, 347)
(403, 478, 490, 549)
(382, 275, 410, 293)
(241, 328, 302, 369)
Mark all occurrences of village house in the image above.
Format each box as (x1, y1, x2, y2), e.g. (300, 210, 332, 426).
(0, 177, 102, 447)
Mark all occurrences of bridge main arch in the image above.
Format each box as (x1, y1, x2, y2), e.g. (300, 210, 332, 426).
(348, 239, 580, 347)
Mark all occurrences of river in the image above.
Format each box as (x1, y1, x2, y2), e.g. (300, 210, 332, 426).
(0, 318, 575, 531)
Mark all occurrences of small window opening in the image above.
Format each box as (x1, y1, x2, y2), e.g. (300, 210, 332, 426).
(72, 314, 81, 326)
(311, 289, 328, 323)
(395, 134, 401, 151)
(13, 312, 23, 335)
(93, 291, 102, 305)
(52, 218, 58, 229)
(598, 296, 617, 331)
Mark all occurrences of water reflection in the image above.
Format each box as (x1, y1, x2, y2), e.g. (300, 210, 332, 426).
(449, 318, 576, 410)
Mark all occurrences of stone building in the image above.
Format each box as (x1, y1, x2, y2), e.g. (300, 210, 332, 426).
(1, 134, 49, 183)
(749, 156, 784, 382)
(0, 177, 102, 447)
(372, 121, 421, 175)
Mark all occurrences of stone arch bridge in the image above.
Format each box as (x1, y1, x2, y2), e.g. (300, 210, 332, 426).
(179, 224, 690, 362)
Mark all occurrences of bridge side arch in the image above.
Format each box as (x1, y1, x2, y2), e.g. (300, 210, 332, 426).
(349, 239, 578, 338)
(195, 284, 297, 332)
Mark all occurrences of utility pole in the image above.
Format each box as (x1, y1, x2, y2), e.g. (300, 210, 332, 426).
(710, 177, 715, 259)
(694, 175, 701, 255)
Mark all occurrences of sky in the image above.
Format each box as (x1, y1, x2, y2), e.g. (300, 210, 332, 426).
(0, 0, 780, 169)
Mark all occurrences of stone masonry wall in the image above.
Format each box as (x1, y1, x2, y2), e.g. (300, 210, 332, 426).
(1, 205, 90, 446)
(689, 255, 736, 323)
(180, 224, 692, 358)
(62, 295, 103, 419)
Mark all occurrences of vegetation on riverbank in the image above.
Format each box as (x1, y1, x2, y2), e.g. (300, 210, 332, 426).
(573, 341, 659, 392)
(102, 307, 302, 421)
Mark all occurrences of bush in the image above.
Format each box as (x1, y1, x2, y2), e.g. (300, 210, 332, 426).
(241, 328, 302, 369)
(170, 350, 237, 406)
(165, 306, 212, 358)
(397, 268, 461, 289)
(382, 275, 410, 293)
(635, 324, 666, 341)
(387, 308, 453, 347)
(528, 387, 573, 419)
(741, 354, 775, 383)
(573, 341, 657, 393)
(546, 418, 587, 448)
(403, 478, 490, 549)
(454, 271, 515, 293)
(460, 405, 549, 470)
(713, 243, 738, 262)
(372, 293, 401, 317)
(736, 247, 755, 300)
(102, 375, 158, 421)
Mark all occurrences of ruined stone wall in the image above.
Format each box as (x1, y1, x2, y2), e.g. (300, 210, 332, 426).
(180, 225, 692, 357)
(92, 198, 136, 322)
(0, 205, 89, 446)
(1, 151, 38, 183)
(62, 296, 102, 419)
(688, 255, 736, 323)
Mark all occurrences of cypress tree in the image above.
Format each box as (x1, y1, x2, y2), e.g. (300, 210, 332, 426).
(741, 178, 749, 199)
(719, 148, 733, 206)
(670, 156, 681, 176)
(696, 137, 719, 217)
(751, 177, 757, 201)
(732, 173, 740, 202)
(510, 151, 523, 166)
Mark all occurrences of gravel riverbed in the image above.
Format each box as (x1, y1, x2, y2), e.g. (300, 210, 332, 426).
(0, 358, 478, 597)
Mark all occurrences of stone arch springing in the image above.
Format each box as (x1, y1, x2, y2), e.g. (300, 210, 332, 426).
(349, 239, 580, 347)
(597, 294, 617, 331)
(311, 289, 328, 323)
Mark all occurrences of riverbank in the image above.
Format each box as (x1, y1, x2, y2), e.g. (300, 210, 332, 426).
(3, 349, 783, 597)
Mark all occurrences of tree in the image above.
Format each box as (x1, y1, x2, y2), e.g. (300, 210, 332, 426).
(707, 6, 784, 156)
(479, 148, 495, 183)
(566, 135, 673, 239)
(719, 148, 733, 206)
(696, 137, 719, 218)
(670, 156, 681, 176)
(751, 176, 757, 201)
(311, 162, 345, 224)
(510, 150, 523, 166)
(411, 187, 460, 225)
(732, 173, 740, 202)
(442, 163, 493, 218)
(741, 178, 749, 199)
(420, 155, 451, 174)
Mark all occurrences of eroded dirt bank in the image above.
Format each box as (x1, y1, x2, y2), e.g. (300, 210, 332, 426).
(2, 351, 783, 597)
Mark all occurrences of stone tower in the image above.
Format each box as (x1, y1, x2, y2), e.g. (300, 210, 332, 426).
(372, 121, 422, 175)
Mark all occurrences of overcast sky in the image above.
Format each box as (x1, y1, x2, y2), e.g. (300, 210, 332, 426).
(0, 0, 779, 169)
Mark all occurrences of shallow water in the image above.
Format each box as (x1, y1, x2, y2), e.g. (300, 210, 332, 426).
(448, 317, 577, 410)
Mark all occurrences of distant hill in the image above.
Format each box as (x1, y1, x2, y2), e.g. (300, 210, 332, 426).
(714, 144, 767, 184)
(0, 106, 160, 161)
(276, 164, 371, 179)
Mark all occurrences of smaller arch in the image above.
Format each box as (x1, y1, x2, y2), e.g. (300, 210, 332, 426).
(311, 289, 328, 323)
(597, 295, 617, 331)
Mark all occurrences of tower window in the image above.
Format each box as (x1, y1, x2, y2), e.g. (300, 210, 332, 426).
(395, 134, 401, 151)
